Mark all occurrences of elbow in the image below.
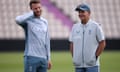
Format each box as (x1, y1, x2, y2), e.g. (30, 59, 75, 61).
(15, 16, 24, 25)
(15, 16, 21, 24)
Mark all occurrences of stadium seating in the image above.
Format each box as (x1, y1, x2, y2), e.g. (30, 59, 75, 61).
(50, 0, 120, 39)
(0, 0, 120, 39)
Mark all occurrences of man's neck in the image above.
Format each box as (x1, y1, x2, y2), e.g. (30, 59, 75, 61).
(34, 14, 40, 18)
(81, 18, 90, 25)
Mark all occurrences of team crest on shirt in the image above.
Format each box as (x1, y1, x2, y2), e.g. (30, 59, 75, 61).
(89, 30, 91, 35)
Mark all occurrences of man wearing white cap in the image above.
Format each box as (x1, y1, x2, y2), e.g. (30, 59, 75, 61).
(69, 3, 106, 72)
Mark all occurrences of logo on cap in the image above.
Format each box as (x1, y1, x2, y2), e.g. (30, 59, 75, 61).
(75, 3, 90, 12)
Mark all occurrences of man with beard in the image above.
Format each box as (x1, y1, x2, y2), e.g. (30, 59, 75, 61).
(15, 0, 52, 72)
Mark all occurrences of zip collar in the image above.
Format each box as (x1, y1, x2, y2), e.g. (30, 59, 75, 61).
(80, 19, 92, 27)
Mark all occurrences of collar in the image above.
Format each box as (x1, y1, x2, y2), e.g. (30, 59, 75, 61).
(33, 16, 41, 19)
(80, 19, 92, 27)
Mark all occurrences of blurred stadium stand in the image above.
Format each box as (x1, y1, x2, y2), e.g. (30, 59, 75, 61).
(0, 0, 120, 51)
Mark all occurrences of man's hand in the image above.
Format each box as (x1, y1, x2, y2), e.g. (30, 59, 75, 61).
(48, 60, 52, 70)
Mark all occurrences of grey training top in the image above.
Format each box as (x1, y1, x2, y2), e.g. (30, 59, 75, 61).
(15, 12, 50, 60)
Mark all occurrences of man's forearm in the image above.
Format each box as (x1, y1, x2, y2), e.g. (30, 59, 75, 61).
(96, 40, 106, 56)
(70, 42, 73, 57)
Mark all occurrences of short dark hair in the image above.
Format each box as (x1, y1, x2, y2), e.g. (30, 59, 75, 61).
(29, 0, 40, 9)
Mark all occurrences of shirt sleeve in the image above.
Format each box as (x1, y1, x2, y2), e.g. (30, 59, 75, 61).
(45, 21, 51, 61)
(69, 25, 74, 42)
(15, 11, 33, 26)
(96, 24, 105, 42)
(69, 32, 73, 42)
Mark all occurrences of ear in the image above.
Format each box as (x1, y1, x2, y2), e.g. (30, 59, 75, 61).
(30, 7, 33, 10)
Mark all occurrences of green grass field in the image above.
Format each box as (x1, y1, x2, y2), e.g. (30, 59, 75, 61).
(0, 51, 120, 72)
